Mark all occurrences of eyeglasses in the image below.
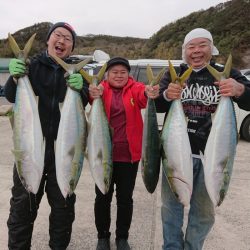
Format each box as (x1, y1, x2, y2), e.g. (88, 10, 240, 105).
(52, 31, 73, 44)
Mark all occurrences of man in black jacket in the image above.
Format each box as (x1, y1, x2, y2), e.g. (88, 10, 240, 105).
(155, 28, 250, 250)
(4, 22, 89, 250)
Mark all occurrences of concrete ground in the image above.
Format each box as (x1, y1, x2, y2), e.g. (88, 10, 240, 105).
(0, 98, 250, 250)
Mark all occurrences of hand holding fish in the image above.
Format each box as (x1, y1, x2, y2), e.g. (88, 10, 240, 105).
(9, 58, 27, 79)
(89, 84, 104, 99)
(164, 82, 186, 100)
(67, 73, 83, 91)
(215, 78, 245, 97)
(145, 84, 159, 99)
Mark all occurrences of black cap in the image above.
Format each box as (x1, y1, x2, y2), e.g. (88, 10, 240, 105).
(106, 57, 131, 72)
(46, 22, 76, 51)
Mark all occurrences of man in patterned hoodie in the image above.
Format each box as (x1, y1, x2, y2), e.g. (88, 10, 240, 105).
(155, 28, 250, 250)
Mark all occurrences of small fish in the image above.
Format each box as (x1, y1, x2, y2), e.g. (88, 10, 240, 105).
(80, 65, 113, 194)
(51, 55, 90, 198)
(161, 62, 193, 206)
(141, 65, 165, 193)
(8, 33, 45, 194)
(202, 54, 238, 206)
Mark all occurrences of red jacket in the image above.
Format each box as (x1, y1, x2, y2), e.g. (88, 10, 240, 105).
(101, 77, 147, 162)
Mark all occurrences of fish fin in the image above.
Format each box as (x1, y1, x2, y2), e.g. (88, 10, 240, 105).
(68, 146, 75, 158)
(74, 58, 92, 72)
(8, 33, 36, 61)
(169, 60, 192, 87)
(146, 64, 166, 86)
(51, 54, 73, 74)
(168, 60, 178, 83)
(97, 149, 103, 160)
(8, 33, 21, 59)
(80, 63, 107, 86)
(23, 33, 36, 60)
(12, 149, 25, 161)
(96, 63, 107, 83)
(51, 54, 91, 74)
(7, 108, 14, 129)
(206, 64, 223, 81)
(179, 66, 193, 85)
(222, 54, 232, 79)
(155, 67, 166, 85)
(146, 64, 154, 84)
(79, 69, 93, 85)
(72, 147, 80, 164)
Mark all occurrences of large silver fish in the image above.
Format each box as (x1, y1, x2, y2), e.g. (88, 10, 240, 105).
(203, 55, 238, 206)
(51, 55, 90, 198)
(8, 33, 45, 194)
(80, 66, 113, 194)
(141, 65, 165, 193)
(161, 62, 193, 206)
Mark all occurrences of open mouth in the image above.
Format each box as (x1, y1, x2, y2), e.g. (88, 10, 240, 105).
(55, 45, 64, 54)
(192, 56, 203, 62)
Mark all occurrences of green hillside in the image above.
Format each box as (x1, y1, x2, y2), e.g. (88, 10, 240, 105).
(0, 22, 147, 60)
(145, 0, 250, 68)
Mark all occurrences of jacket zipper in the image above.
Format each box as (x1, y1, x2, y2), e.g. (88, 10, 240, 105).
(48, 69, 58, 140)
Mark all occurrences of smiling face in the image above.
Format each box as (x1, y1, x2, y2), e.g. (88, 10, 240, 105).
(107, 64, 129, 88)
(184, 37, 212, 69)
(47, 27, 73, 59)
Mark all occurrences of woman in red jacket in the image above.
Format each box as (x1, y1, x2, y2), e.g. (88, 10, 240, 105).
(89, 57, 159, 250)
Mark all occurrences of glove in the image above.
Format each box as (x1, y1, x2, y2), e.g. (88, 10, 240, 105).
(9, 58, 27, 78)
(67, 73, 83, 91)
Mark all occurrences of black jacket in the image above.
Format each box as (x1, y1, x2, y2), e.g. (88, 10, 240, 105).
(155, 61, 250, 154)
(4, 51, 89, 142)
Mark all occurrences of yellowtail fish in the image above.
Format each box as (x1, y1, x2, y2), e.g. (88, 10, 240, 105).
(80, 65, 113, 194)
(161, 62, 193, 206)
(203, 54, 238, 206)
(141, 65, 165, 193)
(8, 33, 45, 194)
(51, 55, 90, 198)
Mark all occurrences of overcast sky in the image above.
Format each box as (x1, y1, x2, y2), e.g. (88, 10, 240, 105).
(0, 0, 229, 39)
